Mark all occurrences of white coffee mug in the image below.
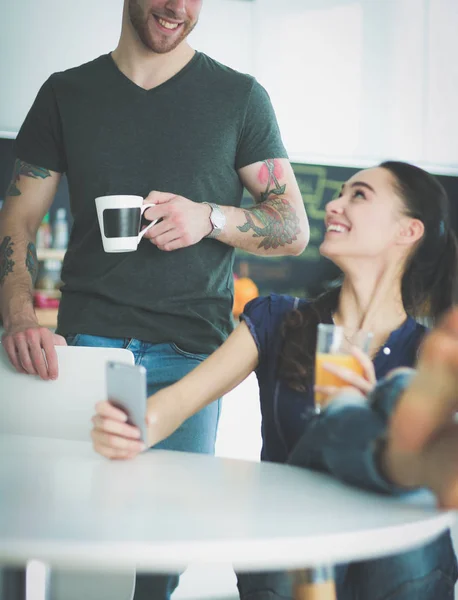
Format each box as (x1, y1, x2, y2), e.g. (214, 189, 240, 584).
(95, 195, 158, 253)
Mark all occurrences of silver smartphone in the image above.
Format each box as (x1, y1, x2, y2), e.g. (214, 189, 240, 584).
(106, 361, 148, 444)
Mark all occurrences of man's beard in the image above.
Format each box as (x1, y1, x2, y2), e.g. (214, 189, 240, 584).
(128, 0, 197, 54)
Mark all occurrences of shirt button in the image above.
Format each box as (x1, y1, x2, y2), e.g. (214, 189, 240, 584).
(383, 347, 391, 355)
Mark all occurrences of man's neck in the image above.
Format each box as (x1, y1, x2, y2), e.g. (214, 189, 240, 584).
(111, 40, 195, 91)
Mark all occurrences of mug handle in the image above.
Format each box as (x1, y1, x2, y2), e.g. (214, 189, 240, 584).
(137, 203, 158, 241)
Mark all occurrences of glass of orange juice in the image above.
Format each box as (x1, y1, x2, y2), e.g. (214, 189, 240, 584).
(314, 324, 373, 411)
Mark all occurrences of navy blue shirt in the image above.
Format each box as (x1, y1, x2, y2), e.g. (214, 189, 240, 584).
(241, 294, 427, 464)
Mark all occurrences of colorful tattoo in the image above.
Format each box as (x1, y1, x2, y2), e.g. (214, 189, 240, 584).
(257, 159, 286, 203)
(238, 198, 301, 250)
(26, 242, 38, 285)
(0, 236, 15, 285)
(6, 159, 51, 197)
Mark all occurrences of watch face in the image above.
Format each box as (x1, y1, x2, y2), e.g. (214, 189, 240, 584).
(212, 211, 226, 229)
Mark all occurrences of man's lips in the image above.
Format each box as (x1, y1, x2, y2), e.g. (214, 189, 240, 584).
(153, 14, 183, 32)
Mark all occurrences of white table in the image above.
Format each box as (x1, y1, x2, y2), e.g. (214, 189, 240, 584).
(0, 435, 455, 599)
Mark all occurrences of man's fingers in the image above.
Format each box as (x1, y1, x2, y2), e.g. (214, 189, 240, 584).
(152, 231, 184, 251)
(2, 327, 65, 380)
(53, 334, 68, 347)
(142, 218, 174, 240)
(2, 339, 28, 374)
(28, 342, 50, 380)
(15, 336, 38, 376)
(39, 331, 60, 380)
(143, 204, 170, 224)
(144, 191, 177, 205)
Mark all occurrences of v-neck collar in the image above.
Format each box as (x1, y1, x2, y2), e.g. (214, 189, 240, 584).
(104, 51, 201, 95)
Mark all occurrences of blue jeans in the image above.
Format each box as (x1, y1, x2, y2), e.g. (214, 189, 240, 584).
(66, 334, 221, 600)
(236, 531, 457, 599)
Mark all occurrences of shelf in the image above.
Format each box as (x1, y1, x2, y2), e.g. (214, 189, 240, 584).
(36, 248, 66, 261)
(33, 288, 61, 299)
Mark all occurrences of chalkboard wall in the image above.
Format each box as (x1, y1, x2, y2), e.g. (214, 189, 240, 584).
(1, 137, 458, 297)
(236, 162, 458, 297)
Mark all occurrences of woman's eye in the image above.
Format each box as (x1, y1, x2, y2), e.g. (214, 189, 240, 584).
(353, 189, 366, 200)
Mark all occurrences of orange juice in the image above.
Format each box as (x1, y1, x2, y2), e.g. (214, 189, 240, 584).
(315, 353, 365, 406)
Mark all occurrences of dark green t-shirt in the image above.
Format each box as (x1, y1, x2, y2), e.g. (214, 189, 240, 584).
(16, 52, 287, 353)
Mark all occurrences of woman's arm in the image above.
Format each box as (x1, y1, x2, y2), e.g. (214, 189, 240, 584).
(91, 322, 259, 460)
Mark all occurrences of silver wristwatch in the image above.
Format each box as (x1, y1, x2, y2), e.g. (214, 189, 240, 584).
(203, 202, 226, 239)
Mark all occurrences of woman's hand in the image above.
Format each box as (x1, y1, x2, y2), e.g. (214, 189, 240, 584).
(91, 388, 188, 460)
(91, 401, 146, 460)
(314, 346, 376, 407)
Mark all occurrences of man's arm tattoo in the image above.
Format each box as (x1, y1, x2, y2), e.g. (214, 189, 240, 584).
(238, 198, 301, 250)
(238, 159, 300, 250)
(6, 159, 51, 197)
(258, 159, 286, 204)
(26, 242, 38, 285)
(0, 236, 15, 285)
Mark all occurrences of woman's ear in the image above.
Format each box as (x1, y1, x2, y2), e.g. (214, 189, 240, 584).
(397, 217, 425, 247)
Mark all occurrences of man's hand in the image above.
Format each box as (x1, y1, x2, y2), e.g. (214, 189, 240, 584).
(383, 308, 458, 508)
(142, 191, 212, 251)
(2, 323, 67, 380)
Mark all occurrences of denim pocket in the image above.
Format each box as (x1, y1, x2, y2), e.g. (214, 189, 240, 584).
(169, 343, 208, 362)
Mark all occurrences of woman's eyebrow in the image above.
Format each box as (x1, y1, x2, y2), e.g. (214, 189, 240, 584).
(348, 181, 376, 193)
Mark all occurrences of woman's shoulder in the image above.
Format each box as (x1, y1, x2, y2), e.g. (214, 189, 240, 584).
(243, 293, 307, 322)
(240, 294, 307, 354)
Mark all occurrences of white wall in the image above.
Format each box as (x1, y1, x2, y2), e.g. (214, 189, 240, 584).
(1, 0, 457, 172)
(424, 0, 458, 169)
(252, 0, 458, 173)
(0, 0, 124, 136)
(0, 0, 254, 136)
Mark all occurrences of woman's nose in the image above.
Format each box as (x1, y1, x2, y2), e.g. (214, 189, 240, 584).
(326, 197, 345, 215)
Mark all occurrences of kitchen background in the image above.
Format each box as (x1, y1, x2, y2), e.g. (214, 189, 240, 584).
(1, 0, 457, 315)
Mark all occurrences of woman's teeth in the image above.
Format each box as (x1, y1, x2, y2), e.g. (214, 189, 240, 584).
(327, 224, 348, 233)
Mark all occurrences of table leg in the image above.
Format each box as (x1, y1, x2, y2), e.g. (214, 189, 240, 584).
(1, 561, 51, 600)
(292, 566, 336, 600)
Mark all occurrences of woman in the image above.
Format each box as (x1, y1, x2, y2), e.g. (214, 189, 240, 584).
(92, 161, 458, 599)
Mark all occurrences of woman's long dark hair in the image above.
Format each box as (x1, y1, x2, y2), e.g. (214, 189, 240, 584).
(279, 161, 458, 393)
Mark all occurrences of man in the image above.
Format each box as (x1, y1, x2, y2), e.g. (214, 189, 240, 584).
(0, 0, 308, 597)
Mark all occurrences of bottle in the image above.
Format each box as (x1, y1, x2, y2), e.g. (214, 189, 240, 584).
(52, 208, 69, 249)
(35, 260, 62, 291)
(36, 213, 52, 249)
